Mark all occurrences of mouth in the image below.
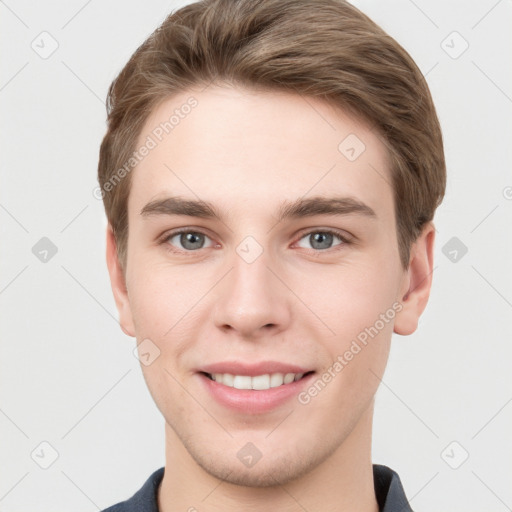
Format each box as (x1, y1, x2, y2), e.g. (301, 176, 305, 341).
(195, 363, 316, 414)
(200, 371, 315, 390)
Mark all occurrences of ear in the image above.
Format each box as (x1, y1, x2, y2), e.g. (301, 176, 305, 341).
(106, 225, 135, 337)
(394, 222, 436, 336)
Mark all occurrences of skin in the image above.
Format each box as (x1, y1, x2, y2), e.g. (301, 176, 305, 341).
(106, 84, 435, 512)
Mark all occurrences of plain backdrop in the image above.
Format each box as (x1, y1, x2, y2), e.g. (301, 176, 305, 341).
(1, 0, 511, 510)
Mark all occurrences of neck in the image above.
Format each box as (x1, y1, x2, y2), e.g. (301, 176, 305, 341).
(158, 403, 378, 512)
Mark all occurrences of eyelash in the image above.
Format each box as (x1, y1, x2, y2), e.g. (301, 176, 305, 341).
(159, 228, 352, 254)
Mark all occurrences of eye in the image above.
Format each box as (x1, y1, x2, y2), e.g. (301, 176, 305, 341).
(163, 229, 215, 252)
(160, 228, 351, 254)
(295, 229, 349, 251)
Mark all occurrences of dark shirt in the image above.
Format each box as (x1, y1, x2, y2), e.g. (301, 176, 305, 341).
(102, 464, 413, 512)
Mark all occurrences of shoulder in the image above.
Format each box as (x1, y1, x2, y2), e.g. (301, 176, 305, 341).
(373, 464, 414, 512)
(101, 467, 165, 512)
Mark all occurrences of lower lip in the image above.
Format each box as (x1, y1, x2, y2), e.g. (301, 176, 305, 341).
(198, 372, 315, 414)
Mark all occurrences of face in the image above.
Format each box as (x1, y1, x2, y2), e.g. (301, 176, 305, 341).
(107, 85, 430, 487)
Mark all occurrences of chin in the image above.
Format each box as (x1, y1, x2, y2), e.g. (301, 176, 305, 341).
(186, 440, 331, 488)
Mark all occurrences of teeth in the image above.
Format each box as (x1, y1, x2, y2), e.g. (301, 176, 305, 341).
(222, 373, 234, 386)
(233, 375, 252, 390)
(270, 373, 284, 387)
(284, 373, 296, 384)
(209, 372, 306, 390)
(251, 374, 270, 390)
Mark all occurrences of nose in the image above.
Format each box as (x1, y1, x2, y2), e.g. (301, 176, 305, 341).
(212, 248, 293, 340)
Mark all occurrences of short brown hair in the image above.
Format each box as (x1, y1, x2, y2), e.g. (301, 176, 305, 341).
(98, 0, 446, 270)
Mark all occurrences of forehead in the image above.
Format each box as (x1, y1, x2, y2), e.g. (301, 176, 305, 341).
(128, 85, 394, 224)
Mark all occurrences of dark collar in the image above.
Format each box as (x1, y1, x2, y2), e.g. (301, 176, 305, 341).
(373, 464, 414, 511)
(102, 464, 413, 512)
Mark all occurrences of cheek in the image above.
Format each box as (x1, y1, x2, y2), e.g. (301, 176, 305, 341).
(128, 262, 204, 410)
(297, 269, 396, 418)
(297, 259, 400, 343)
(315, 263, 399, 397)
(127, 256, 210, 338)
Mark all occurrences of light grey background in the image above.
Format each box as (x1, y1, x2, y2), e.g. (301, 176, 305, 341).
(1, 0, 511, 510)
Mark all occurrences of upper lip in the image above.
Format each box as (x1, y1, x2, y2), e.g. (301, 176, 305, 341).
(199, 361, 313, 376)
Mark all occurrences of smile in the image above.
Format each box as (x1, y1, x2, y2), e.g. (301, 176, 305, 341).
(204, 372, 311, 390)
(197, 364, 316, 414)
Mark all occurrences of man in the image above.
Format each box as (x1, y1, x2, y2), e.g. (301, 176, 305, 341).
(97, 0, 445, 510)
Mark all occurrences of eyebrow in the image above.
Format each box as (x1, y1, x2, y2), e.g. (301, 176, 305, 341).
(140, 195, 377, 221)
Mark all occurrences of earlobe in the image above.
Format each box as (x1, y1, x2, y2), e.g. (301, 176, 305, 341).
(393, 222, 436, 336)
(105, 226, 136, 337)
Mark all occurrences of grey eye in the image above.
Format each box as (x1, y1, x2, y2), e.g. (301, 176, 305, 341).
(168, 231, 214, 251)
(297, 231, 344, 251)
